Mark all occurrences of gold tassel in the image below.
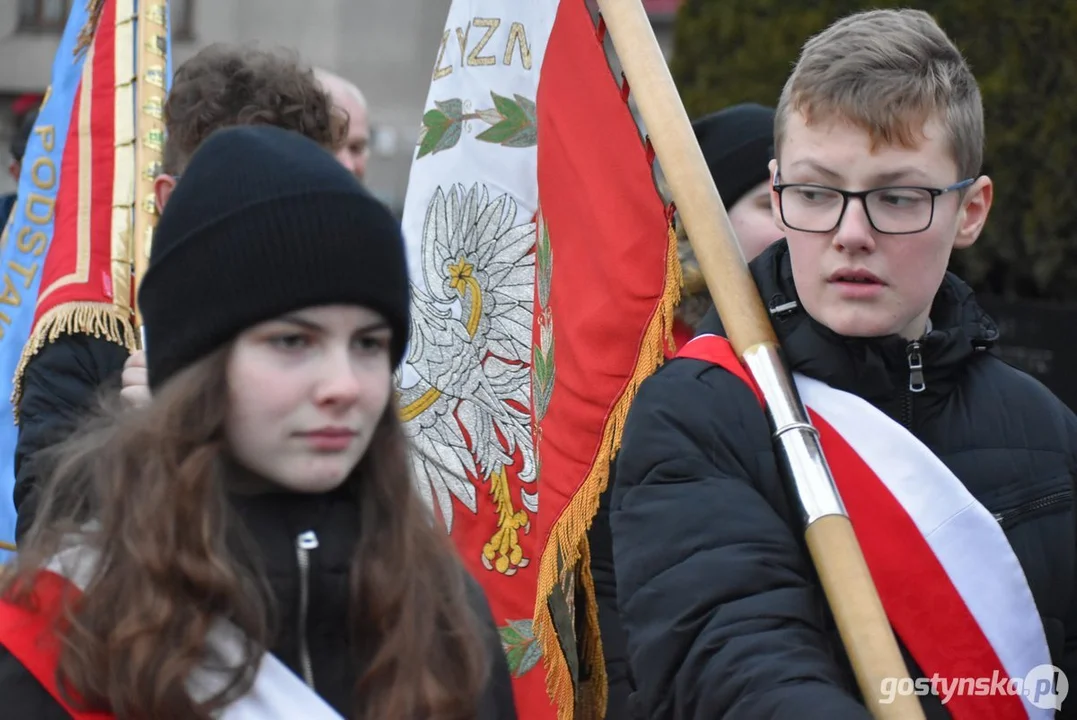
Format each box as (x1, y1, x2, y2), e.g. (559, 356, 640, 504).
(11, 302, 139, 423)
(532, 219, 683, 719)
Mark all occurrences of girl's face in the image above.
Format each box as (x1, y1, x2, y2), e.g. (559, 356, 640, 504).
(225, 304, 393, 493)
(728, 179, 784, 262)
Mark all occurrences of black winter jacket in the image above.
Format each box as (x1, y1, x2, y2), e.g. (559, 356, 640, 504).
(606, 240, 1077, 719)
(14, 335, 128, 540)
(0, 484, 519, 718)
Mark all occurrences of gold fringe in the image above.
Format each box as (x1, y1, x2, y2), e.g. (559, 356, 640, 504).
(11, 302, 139, 424)
(0, 540, 16, 552)
(74, 0, 109, 57)
(573, 533, 605, 719)
(533, 220, 683, 719)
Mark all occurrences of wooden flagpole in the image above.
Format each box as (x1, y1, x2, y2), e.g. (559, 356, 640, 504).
(131, 0, 169, 337)
(591, 1, 925, 717)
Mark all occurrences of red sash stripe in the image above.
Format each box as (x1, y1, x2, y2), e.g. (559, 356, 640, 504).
(0, 570, 113, 719)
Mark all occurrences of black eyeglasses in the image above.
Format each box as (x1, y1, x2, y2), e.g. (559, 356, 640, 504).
(772, 174, 975, 235)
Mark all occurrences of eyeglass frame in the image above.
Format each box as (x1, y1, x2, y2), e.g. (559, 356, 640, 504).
(771, 172, 977, 235)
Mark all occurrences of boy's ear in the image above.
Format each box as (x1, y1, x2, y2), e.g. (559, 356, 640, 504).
(953, 175, 993, 250)
(767, 159, 784, 229)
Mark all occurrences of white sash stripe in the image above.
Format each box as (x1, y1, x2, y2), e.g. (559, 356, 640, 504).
(795, 373, 1051, 720)
(45, 542, 345, 719)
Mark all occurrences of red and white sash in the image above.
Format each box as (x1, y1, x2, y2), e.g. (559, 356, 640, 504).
(678, 334, 1053, 720)
(0, 543, 345, 720)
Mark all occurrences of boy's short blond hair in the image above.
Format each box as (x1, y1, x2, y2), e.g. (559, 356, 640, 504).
(775, 9, 983, 180)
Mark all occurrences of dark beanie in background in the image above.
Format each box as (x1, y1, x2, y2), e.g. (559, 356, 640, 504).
(138, 124, 410, 389)
(10, 108, 38, 163)
(692, 103, 775, 211)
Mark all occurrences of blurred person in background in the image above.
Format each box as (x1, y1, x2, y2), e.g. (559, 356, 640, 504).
(2, 108, 39, 228)
(673, 102, 784, 346)
(316, 68, 371, 183)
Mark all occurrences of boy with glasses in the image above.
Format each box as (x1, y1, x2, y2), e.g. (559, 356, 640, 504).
(608, 8, 1077, 719)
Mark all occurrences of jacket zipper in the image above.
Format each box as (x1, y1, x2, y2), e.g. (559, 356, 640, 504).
(992, 490, 1073, 529)
(902, 341, 925, 429)
(904, 338, 1071, 531)
(295, 529, 320, 688)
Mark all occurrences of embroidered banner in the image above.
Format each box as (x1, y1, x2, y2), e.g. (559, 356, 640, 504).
(0, 1, 94, 556)
(12, 0, 174, 420)
(396, 1, 679, 716)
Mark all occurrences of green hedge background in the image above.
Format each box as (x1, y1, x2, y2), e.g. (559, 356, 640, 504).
(671, 2, 1077, 300)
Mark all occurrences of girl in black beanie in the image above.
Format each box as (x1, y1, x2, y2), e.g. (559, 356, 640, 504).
(0, 125, 517, 720)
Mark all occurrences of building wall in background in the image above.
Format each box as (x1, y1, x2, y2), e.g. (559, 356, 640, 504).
(0, 0, 681, 209)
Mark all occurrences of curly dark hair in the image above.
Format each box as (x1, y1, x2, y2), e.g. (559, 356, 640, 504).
(163, 44, 347, 174)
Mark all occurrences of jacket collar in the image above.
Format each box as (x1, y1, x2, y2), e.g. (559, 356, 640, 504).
(697, 240, 999, 402)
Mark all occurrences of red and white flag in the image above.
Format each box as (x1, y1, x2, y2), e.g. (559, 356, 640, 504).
(397, 1, 681, 717)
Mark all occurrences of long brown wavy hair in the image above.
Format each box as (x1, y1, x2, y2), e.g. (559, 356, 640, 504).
(1, 343, 491, 719)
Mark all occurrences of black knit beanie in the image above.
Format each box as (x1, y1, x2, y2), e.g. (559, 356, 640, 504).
(138, 124, 411, 389)
(692, 103, 776, 210)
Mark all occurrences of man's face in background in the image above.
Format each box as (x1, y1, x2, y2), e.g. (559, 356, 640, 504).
(328, 82, 370, 183)
(316, 69, 371, 183)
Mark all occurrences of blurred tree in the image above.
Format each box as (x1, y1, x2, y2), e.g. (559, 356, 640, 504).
(671, 1, 1077, 300)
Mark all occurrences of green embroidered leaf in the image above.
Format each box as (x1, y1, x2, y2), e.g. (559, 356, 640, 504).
(499, 619, 542, 677)
(537, 223, 552, 305)
(503, 125, 537, 148)
(505, 643, 527, 673)
(476, 92, 536, 148)
(506, 94, 538, 147)
(417, 104, 465, 157)
(417, 131, 439, 158)
(500, 624, 524, 647)
(515, 94, 537, 125)
(417, 109, 450, 158)
(532, 341, 555, 421)
(518, 638, 543, 676)
(537, 276, 550, 312)
(491, 91, 527, 126)
(435, 119, 463, 154)
(534, 383, 553, 422)
(476, 119, 522, 144)
(434, 98, 464, 121)
(477, 108, 505, 126)
(535, 349, 553, 389)
(537, 229, 550, 265)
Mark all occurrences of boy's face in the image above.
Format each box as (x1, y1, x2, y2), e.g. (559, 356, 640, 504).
(769, 110, 992, 340)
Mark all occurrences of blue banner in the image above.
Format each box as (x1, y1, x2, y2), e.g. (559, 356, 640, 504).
(0, 3, 93, 559)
